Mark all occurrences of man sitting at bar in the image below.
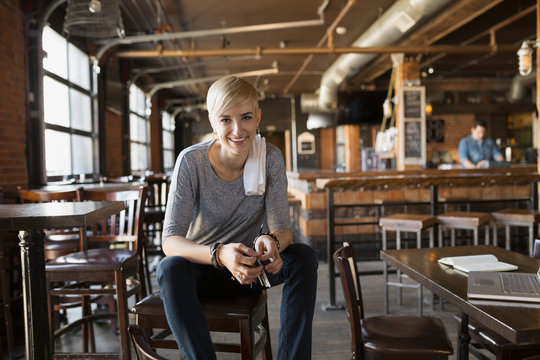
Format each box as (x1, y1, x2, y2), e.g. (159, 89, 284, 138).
(458, 119, 504, 169)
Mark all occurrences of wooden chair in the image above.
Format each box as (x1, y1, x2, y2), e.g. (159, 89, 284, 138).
(17, 187, 82, 260)
(128, 324, 166, 360)
(142, 174, 169, 292)
(45, 186, 148, 359)
(454, 239, 540, 359)
(334, 243, 454, 360)
(131, 290, 272, 360)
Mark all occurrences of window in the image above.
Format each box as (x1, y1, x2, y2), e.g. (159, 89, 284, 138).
(42, 26, 96, 180)
(162, 111, 175, 171)
(129, 85, 150, 173)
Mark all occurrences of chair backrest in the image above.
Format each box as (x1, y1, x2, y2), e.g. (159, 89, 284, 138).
(534, 239, 540, 260)
(333, 243, 364, 359)
(80, 186, 147, 255)
(128, 324, 167, 360)
(18, 186, 82, 203)
(144, 174, 170, 210)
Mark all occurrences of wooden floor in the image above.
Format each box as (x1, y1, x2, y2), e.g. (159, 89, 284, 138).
(5, 259, 496, 359)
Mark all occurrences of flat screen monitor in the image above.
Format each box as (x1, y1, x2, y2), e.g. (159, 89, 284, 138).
(336, 90, 386, 125)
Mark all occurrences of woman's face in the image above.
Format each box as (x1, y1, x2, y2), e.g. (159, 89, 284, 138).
(210, 99, 261, 157)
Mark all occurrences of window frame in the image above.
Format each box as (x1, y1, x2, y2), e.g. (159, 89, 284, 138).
(42, 26, 97, 182)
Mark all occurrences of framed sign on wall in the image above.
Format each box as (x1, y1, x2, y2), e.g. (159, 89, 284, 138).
(399, 86, 426, 166)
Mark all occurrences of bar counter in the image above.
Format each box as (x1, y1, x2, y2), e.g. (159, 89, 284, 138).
(286, 165, 539, 257)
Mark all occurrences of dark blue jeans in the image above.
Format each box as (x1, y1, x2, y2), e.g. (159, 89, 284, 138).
(156, 243, 318, 360)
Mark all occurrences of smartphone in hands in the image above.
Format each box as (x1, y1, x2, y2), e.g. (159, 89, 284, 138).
(254, 260, 271, 287)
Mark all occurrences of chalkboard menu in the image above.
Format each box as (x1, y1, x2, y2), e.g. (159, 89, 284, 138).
(404, 121, 421, 158)
(404, 89, 422, 118)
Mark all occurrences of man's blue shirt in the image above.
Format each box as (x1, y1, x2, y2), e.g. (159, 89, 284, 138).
(458, 135, 502, 166)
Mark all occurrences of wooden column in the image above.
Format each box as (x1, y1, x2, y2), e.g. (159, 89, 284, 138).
(535, 0, 540, 204)
(537, 0, 540, 177)
(394, 57, 421, 170)
(344, 124, 361, 172)
(318, 127, 336, 170)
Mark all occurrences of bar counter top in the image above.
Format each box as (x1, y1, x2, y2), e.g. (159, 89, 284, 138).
(287, 165, 538, 191)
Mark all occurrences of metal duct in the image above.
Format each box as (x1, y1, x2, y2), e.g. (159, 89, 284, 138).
(318, 0, 454, 111)
(507, 71, 536, 103)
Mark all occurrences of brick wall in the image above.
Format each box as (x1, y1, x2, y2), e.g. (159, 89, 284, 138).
(105, 109, 124, 177)
(0, 0, 27, 192)
(426, 114, 474, 164)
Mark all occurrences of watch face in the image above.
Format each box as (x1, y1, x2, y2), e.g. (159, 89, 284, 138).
(427, 119, 445, 143)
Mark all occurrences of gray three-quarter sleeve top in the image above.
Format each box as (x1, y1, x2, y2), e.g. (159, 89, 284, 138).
(162, 139, 290, 246)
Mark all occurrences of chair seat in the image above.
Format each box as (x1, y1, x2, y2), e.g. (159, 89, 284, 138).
(131, 290, 272, 359)
(132, 291, 267, 322)
(492, 208, 540, 224)
(46, 248, 138, 272)
(438, 211, 492, 227)
(362, 315, 454, 355)
(380, 214, 437, 230)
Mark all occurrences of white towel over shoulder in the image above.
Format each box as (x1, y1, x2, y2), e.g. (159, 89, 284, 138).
(243, 134, 266, 196)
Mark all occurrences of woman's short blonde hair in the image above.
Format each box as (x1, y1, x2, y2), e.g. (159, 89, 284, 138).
(206, 76, 259, 118)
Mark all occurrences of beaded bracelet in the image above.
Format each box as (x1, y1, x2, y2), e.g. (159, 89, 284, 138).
(210, 242, 225, 270)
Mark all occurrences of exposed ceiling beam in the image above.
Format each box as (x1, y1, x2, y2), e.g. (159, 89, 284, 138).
(115, 44, 517, 58)
(351, 0, 511, 85)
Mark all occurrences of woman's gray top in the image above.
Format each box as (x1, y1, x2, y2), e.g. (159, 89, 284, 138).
(162, 139, 290, 246)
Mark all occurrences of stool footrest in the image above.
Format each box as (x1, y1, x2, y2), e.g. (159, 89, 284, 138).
(386, 281, 421, 289)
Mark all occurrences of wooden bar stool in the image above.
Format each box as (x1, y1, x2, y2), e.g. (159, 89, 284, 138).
(437, 211, 492, 247)
(131, 291, 272, 359)
(380, 214, 437, 315)
(491, 209, 540, 256)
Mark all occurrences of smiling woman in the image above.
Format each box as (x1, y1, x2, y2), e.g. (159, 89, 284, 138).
(157, 75, 319, 360)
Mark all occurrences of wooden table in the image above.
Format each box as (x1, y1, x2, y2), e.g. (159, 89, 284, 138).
(322, 174, 540, 309)
(380, 245, 540, 360)
(0, 201, 125, 360)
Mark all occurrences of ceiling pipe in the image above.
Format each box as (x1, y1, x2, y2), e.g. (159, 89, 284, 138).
(317, 0, 455, 111)
(147, 67, 279, 98)
(507, 71, 536, 103)
(95, 16, 326, 63)
(131, 55, 257, 83)
(115, 44, 514, 58)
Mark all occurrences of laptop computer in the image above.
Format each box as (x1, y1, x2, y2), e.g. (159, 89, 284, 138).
(467, 268, 540, 303)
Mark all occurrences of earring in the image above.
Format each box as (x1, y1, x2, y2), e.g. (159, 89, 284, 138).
(256, 128, 260, 135)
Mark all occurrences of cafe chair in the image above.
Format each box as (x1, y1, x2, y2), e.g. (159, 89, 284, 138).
(379, 213, 437, 315)
(334, 243, 454, 360)
(453, 239, 540, 360)
(491, 208, 540, 256)
(17, 187, 83, 260)
(131, 290, 272, 360)
(128, 324, 166, 360)
(142, 174, 170, 293)
(45, 186, 148, 359)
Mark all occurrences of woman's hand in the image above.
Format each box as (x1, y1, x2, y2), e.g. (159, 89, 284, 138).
(218, 243, 263, 285)
(254, 234, 283, 275)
